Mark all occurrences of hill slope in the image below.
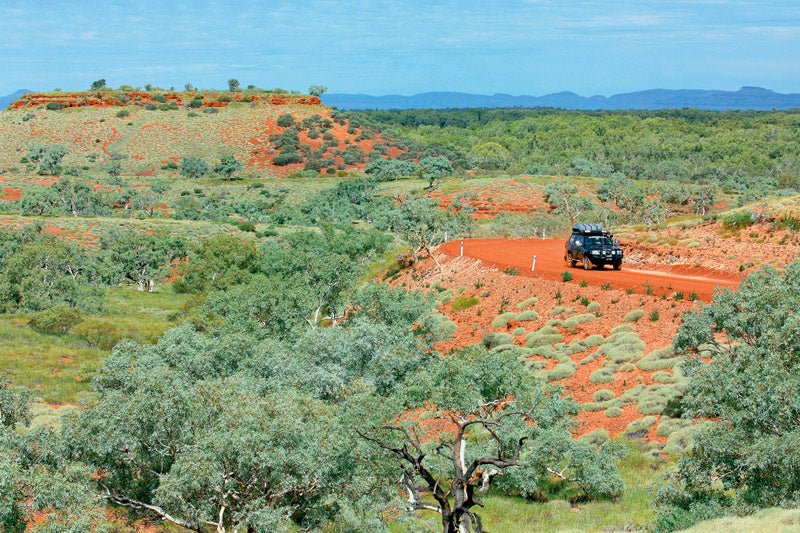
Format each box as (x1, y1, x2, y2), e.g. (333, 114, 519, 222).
(0, 91, 400, 176)
(323, 86, 800, 110)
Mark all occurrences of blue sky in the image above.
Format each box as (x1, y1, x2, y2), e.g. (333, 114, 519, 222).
(1, 1, 799, 96)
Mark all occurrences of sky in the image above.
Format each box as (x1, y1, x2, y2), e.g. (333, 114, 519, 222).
(1, 0, 799, 96)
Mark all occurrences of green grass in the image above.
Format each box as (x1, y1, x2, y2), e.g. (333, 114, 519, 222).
(394, 442, 662, 532)
(681, 507, 800, 533)
(0, 285, 195, 404)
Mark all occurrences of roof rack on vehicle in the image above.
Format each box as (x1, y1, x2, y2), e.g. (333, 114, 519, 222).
(572, 224, 608, 235)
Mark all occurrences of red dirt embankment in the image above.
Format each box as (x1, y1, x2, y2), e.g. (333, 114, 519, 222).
(440, 238, 739, 302)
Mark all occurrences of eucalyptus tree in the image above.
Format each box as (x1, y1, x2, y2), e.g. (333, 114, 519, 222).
(353, 347, 622, 533)
(655, 260, 800, 530)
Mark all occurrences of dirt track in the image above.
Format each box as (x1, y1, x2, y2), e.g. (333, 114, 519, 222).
(440, 238, 739, 302)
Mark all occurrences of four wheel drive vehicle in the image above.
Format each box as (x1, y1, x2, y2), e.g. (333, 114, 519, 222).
(565, 224, 623, 270)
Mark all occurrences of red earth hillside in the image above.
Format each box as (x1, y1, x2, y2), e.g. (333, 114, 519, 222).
(0, 91, 404, 177)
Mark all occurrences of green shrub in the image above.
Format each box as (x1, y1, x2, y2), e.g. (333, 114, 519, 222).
(664, 425, 702, 455)
(561, 271, 573, 282)
(623, 310, 644, 322)
(482, 332, 514, 349)
(618, 363, 636, 372)
(115, 109, 130, 118)
(450, 296, 480, 312)
(543, 362, 577, 382)
(587, 301, 601, 313)
(722, 210, 753, 229)
(28, 305, 85, 335)
(583, 334, 605, 348)
(563, 313, 596, 330)
(525, 326, 563, 347)
(512, 327, 526, 336)
(590, 368, 615, 384)
(593, 389, 615, 402)
(180, 156, 209, 179)
(649, 310, 660, 322)
(516, 310, 539, 321)
(273, 152, 302, 166)
(638, 347, 681, 371)
(277, 113, 295, 127)
(652, 371, 675, 384)
(605, 406, 622, 418)
(46, 102, 65, 111)
(579, 428, 610, 446)
(596, 330, 646, 362)
(516, 296, 538, 310)
(656, 417, 691, 437)
(72, 318, 125, 350)
(625, 416, 658, 436)
(491, 312, 518, 329)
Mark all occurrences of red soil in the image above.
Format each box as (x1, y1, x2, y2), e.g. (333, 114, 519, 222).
(10, 92, 322, 110)
(440, 238, 739, 302)
(429, 178, 548, 219)
(0, 187, 21, 201)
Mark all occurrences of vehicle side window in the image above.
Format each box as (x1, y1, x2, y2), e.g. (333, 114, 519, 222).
(575, 236, 583, 247)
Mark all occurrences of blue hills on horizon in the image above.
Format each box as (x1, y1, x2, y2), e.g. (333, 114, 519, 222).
(322, 86, 800, 111)
(2, 86, 799, 111)
(0, 89, 30, 109)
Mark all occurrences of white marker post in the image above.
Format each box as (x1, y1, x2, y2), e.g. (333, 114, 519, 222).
(531, 255, 537, 272)
(460, 241, 464, 257)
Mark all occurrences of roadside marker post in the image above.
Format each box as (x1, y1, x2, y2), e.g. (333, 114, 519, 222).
(460, 241, 464, 257)
(531, 255, 537, 272)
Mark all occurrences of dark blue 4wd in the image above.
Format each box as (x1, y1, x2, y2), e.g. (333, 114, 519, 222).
(565, 224, 623, 270)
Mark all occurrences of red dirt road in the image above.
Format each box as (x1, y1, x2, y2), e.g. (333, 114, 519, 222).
(440, 238, 739, 302)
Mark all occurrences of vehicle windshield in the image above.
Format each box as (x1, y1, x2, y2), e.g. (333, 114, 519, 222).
(586, 236, 613, 247)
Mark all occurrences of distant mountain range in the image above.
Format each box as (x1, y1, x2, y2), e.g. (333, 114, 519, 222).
(4, 87, 799, 112)
(0, 90, 30, 109)
(323, 87, 800, 111)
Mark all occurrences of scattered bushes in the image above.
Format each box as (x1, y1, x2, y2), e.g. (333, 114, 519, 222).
(525, 325, 563, 347)
(482, 332, 514, 349)
(543, 362, 577, 382)
(516, 310, 539, 322)
(590, 368, 615, 384)
(180, 156, 209, 179)
(593, 389, 615, 402)
(637, 347, 681, 371)
(491, 312, 518, 329)
(722, 210, 753, 229)
(28, 305, 84, 335)
(623, 310, 644, 322)
(516, 296, 538, 309)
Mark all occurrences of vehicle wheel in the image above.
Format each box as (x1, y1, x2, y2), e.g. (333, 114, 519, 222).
(613, 261, 622, 271)
(567, 253, 576, 267)
(583, 257, 592, 270)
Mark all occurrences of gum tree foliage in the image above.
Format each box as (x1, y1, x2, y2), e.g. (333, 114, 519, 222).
(63, 282, 440, 531)
(227, 78, 240, 91)
(308, 85, 328, 97)
(0, 377, 108, 532)
(0, 238, 103, 313)
(179, 156, 210, 179)
(655, 261, 800, 531)
(204, 226, 392, 336)
(352, 347, 623, 533)
(26, 144, 68, 175)
(213, 154, 244, 179)
(173, 234, 262, 293)
(381, 196, 472, 270)
(98, 230, 187, 291)
(420, 156, 453, 189)
(302, 178, 390, 224)
(364, 158, 420, 181)
(90, 79, 106, 90)
(543, 181, 595, 225)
